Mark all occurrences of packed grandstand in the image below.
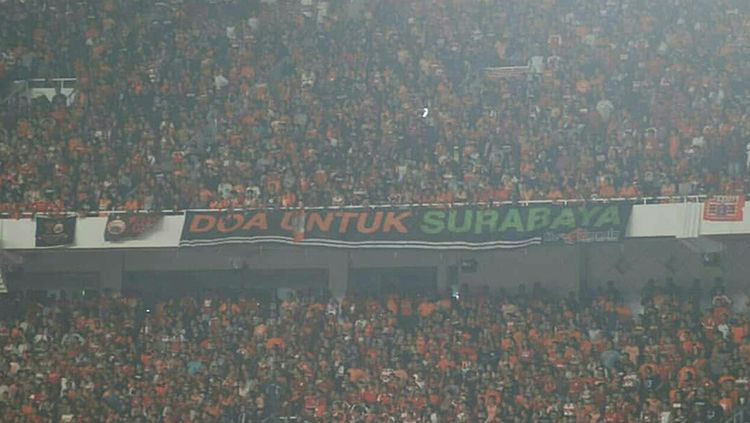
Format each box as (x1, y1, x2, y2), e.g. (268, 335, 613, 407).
(3, 0, 750, 422)
(0, 280, 747, 422)
(1, 0, 749, 215)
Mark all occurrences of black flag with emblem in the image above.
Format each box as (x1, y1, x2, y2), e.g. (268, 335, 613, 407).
(104, 213, 162, 242)
(35, 215, 76, 247)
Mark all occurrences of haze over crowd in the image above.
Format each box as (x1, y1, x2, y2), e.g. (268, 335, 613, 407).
(0, 0, 749, 215)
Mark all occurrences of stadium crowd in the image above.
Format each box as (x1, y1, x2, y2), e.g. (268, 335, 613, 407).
(0, 278, 748, 422)
(1, 0, 750, 214)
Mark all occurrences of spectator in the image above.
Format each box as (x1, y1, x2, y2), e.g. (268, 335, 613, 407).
(0, 277, 748, 422)
(0, 0, 749, 214)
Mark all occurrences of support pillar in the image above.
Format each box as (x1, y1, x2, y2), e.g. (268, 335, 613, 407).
(99, 254, 123, 294)
(436, 263, 449, 294)
(328, 252, 349, 299)
(578, 244, 591, 303)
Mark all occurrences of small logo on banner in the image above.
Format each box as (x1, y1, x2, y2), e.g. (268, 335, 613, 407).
(544, 228, 622, 245)
(35, 215, 77, 247)
(703, 196, 745, 222)
(105, 213, 162, 241)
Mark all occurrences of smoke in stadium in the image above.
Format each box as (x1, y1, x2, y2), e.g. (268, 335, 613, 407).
(1, 0, 750, 421)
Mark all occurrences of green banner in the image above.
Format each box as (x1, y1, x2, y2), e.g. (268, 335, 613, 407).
(180, 203, 632, 250)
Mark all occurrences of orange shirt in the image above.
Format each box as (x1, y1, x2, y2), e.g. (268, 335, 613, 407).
(599, 184, 616, 198)
(240, 66, 255, 78)
(140, 353, 152, 366)
(266, 176, 281, 193)
(437, 191, 454, 203)
(720, 397, 734, 413)
(266, 337, 285, 350)
(547, 189, 563, 200)
(493, 188, 511, 201)
(206, 406, 221, 417)
(418, 302, 436, 317)
(21, 404, 34, 415)
(281, 191, 297, 207)
(616, 305, 633, 322)
(620, 185, 638, 198)
(677, 366, 696, 387)
(386, 298, 398, 314)
(313, 170, 327, 186)
(438, 299, 452, 311)
(347, 368, 365, 382)
(124, 199, 140, 211)
(437, 357, 454, 371)
(732, 324, 747, 344)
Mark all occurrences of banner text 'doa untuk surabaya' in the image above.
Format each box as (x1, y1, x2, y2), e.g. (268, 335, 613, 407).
(180, 204, 631, 250)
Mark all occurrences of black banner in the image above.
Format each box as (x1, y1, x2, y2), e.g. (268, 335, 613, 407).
(105, 213, 162, 242)
(35, 215, 76, 247)
(180, 204, 632, 250)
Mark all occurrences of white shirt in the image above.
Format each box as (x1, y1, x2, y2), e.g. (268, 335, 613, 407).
(214, 74, 229, 90)
(596, 100, 614, 122)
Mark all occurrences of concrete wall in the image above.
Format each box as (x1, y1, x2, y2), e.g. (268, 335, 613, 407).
(587, 238, 750, 311)
(13, 236, 750, 309)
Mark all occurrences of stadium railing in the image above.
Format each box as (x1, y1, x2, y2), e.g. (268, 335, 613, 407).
(0, 195, 710, 219)
(0, 195, 709, 219)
